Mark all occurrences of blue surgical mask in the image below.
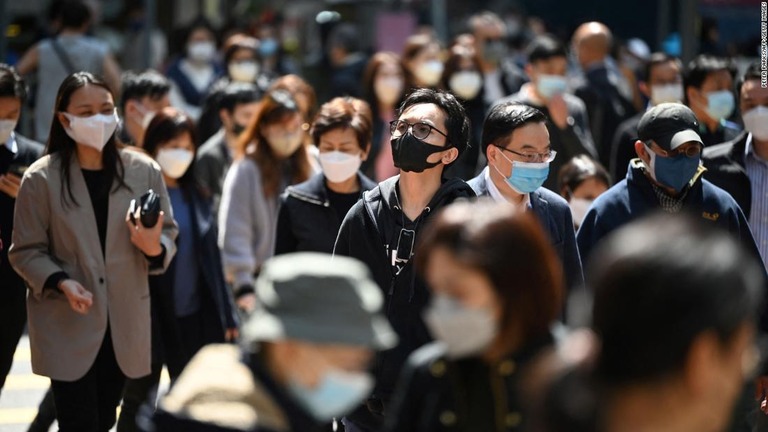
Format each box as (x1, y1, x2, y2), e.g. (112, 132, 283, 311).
(536, 74, 568, 99)
(260, 38, 279, 58)
(705, 90, 735, 121)
(288, 369, 374, 421)
(494, 150, 550, 194)
(644, 144, 701, 193)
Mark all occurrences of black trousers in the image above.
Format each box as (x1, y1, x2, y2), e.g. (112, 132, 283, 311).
(50, 328, 126, 432)
(0, 262, 28, 395)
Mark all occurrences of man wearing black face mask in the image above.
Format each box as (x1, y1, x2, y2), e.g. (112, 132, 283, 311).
(576, 103, 763, 274)
(334, 88, 476, 431)
(196, 82, 261, 214)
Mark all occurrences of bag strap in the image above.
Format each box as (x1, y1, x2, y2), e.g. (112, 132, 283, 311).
(50, 38, 77, 75)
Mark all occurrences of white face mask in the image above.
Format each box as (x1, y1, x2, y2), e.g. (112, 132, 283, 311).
(319, 150, 362, 183)
(423, 293, 497, 359)
(0, 119, 17, 144)
(650, 83, 684, 105)
(743, 106, 768, 142)
(267, 131, 304, 159)
(62, 110, 118, 152)
(413, 60, 444, 87)
(374, 77, 404, 107)
(569, 197, 593, 228)
(133, 103, 156, 131)
(449, 71, 483, 100)
(156, 148, 194, 179)
(187, 41, 216, 63)
(228, 61, 259, 82)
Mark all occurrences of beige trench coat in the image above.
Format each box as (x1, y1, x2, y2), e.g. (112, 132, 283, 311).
(9, 148, 178, 381)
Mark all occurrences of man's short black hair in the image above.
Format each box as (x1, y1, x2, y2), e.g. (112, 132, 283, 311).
(641, 52, 682, 83)
(481, 103, 547, 153)
(0, 64, 27, 101)
(526, 35, 567, 64)
(59, 0, 92, 30)
(736, 60, 763, 102)
(683, 54, 736, 91)
(219, 82, 262, 113)
(327, 23, 361, 54)
(120, 70, 171, 111)
(397, 88, 470, 159)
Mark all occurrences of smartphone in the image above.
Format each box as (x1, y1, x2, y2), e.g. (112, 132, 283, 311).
(394, 229, 416, 264)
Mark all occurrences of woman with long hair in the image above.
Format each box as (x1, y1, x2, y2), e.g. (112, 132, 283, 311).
(218, 88, 315, 313)
(9, 72, 178, 432)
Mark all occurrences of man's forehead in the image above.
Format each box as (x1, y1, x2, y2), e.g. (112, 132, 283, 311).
(401, 103, 445, 121)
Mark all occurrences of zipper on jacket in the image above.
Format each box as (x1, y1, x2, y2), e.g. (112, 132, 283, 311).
(287, 189, 329, 207)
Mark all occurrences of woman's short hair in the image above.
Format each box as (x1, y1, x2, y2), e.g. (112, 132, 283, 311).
(310, 97, 372, 152)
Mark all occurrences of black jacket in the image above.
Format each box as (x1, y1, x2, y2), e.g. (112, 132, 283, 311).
(702, 131, 752, 218)
(333, 176, 476, 429)
(609, 111, 642, 184)
(149, 187, 238, 377)
(274, 172, 376, 255)
(384, 336, 553, 432)
(0, 134, 44, 290)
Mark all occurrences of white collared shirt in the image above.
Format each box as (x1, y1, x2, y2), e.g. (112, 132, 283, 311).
(5, 132, 17, 155)
(483, 166, 531, 210)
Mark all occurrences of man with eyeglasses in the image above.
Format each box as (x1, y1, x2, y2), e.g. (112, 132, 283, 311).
(577, 103, 763, 270)
(468, 102, 584, 297)
(334, 88, 475, 432)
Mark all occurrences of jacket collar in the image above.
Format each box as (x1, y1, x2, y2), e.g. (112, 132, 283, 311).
(626, 158, 706, 203)
(287, 172, 377, 207)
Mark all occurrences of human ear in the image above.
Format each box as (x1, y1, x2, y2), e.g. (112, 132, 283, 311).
(443, 147, 459, 165)
(634, 140, 648, 160)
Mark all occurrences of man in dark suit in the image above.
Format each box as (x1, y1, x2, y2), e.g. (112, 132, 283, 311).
(468, 102, 584, 296)
(570, 22, 637, 167)
(0, 64, 44, 395)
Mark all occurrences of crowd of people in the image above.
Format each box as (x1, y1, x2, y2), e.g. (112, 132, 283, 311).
(0, 0, 767, 431)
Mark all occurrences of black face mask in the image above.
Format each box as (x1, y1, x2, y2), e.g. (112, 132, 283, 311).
(391, 132, 449, 173)
(232, 122, 247, 136)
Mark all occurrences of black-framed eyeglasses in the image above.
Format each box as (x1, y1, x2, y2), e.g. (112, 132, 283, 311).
(645, 141, 702, 158)
(390, 120, 449, 141)
(495, 145, 557, 164)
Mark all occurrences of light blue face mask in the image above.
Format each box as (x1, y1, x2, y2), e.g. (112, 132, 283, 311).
(288, 369, 374, 421)
(536, 74, 568, 99)
(494, 150, 550, 194)
(705, 90, 735, 121)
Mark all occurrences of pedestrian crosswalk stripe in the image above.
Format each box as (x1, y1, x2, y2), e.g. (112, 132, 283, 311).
(3, 374, 49, 390)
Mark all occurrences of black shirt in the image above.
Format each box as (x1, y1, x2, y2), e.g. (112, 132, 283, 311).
(327, 187, 360, 221)
(81, 169, 110, 257)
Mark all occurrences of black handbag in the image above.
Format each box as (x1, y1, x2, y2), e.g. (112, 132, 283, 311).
(129, 189, 161, 228)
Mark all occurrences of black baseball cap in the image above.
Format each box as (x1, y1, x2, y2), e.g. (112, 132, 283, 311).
(637, 103, 703, 151)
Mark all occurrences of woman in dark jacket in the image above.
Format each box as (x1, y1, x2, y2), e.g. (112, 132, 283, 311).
(384, 201, 564, 432)
(274, 97, 377, 255)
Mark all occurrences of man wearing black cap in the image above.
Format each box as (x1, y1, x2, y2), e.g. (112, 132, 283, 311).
(577, 103, 762, 268)
(140, 252, 397, 432)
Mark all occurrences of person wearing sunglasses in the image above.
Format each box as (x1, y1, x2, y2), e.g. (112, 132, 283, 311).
(334, 88, 476, 432)
(469, 102, 584, 297)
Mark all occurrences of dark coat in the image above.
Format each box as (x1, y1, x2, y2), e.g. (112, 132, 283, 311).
(275, 172, 376, 255)
(333, 176, 476, 430)
(467, 171, 585, 293)
(609, 111, 642, 184)
(384, 337, 553, 432)
(149, 187, 238, 377)
(702, 131, 752, 218)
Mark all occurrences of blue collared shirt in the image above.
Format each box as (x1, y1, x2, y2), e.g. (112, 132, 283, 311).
(745, 133, 768, 269)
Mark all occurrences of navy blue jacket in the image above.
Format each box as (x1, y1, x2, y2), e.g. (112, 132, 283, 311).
(467, 171, 585, 293)
(275, 172, 376, 255)
(333, 176, 475, 430)
(577, 160, 763, 270)
(149, 187, 238, 377)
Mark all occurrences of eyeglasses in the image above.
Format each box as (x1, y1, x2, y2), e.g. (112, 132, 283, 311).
(645, 141, 702, 158)
(495, 145, 557, 163)
(390, 120, 449, 142)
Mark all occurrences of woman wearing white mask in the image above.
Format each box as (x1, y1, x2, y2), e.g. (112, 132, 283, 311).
(275, 97, 376, 256)
(166, 19, 222, 121)
(8, 72, 178, 432)
(558, 155, 610, 230)
(117, 108, 239, 431)
(362, 51, 406, 181)
(384, 200, 563, 432)
(441, 45, 485, 179)
(218, 89, 316, 314)
(402, 35, 445, 91)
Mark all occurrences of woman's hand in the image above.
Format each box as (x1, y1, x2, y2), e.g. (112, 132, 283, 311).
(58, 279, 93, 315)
(125, 209, 165, 257)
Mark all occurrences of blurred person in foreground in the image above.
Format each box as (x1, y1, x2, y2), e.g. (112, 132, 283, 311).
(140, 252, 397, 432)
(538, 214, 764, 432)
(385, 200, 563, 431)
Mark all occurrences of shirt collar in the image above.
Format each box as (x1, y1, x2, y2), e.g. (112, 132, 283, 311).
(745, 133, 768, 166)
(5, 132, 17, 154)
(484, 166, 531, 209)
